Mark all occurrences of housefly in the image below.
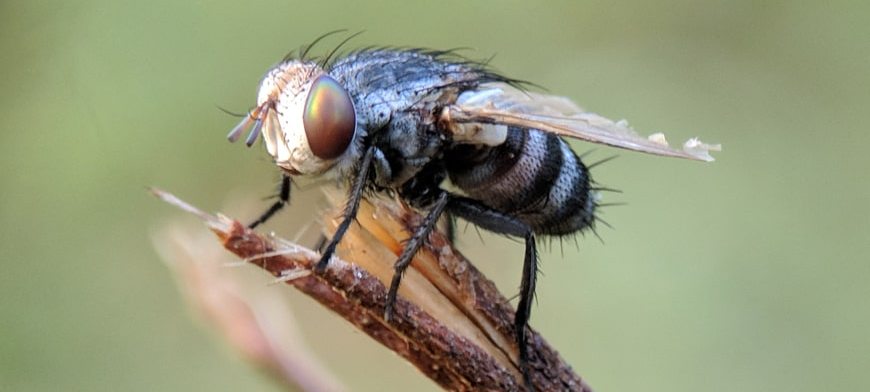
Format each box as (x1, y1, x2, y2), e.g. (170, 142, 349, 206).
(226, 34, 718, 388)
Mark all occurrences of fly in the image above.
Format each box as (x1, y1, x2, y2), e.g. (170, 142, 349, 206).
(227, 34, 719, 389)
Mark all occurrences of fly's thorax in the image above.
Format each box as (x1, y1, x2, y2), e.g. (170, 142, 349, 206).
(257, 60, 362, 177)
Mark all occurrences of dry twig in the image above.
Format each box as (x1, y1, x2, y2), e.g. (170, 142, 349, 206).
(151, 187, 592, 392)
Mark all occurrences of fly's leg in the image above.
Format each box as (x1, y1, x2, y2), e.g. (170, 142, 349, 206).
(517, 231, 537, 391)
(384, 192, 449, 322)
(442, 211, 457, 244)
(382, 162, 450, 320)
(248, 174, 291, 229)
(315, 146, 375, 272)
(312, 234, 328, 253)
(446, 196, 538, 391)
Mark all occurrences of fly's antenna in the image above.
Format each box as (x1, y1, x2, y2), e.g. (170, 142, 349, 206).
(226, 104, 268, 146)
(226, 111, 255, 143)
(320, 30, 365, 69)
(216, 105, 250, 118)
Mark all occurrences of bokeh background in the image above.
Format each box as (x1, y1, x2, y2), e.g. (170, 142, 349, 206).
(2, 1, 868, 391)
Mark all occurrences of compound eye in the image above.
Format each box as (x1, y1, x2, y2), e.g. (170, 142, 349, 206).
(303, 75, 356, 160)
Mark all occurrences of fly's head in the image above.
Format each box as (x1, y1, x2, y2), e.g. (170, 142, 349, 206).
(228, 60, 358, 176)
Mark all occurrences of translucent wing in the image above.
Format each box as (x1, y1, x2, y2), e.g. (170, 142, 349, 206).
(441, 83, 720, 161)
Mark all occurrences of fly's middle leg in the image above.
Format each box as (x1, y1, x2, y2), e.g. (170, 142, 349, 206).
(384, 191, 450, 322)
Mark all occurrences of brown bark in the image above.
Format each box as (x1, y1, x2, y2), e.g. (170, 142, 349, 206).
(152, 188, 592, 392)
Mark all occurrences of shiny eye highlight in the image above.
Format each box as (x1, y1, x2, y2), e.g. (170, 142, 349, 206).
(302, 75, 356, 160)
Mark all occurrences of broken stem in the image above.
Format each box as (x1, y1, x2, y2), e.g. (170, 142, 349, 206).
(151, 187, 592, 391)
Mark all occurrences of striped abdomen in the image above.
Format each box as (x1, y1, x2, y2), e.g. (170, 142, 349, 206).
(445, 127, 596, 236)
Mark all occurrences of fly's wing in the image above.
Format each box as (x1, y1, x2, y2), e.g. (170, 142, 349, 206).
(441, 83, 720, 161)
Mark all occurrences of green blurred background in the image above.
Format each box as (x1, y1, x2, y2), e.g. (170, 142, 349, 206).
(2, 1, 868, 391)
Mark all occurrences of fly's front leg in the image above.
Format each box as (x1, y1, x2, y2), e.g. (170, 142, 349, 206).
(315, 146, 376, 272)
(248, 174, 291, 229)
(447, 196, 538, 390)
(384, 192, 449, 322)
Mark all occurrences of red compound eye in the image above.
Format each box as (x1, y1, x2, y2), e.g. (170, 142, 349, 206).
(302, 74, 356, 160)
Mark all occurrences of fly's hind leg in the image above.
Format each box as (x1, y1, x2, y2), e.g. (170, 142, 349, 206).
(248, 174, 291, 229)
(441, 211, 457, 244)
(312, 234, 328, 253)
(446, 196, 538, 391)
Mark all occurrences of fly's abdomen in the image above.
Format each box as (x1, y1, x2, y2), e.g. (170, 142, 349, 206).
(446, 127, 596, 235)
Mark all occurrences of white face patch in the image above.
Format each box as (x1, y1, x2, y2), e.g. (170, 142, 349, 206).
(256, 62, 334, 175)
